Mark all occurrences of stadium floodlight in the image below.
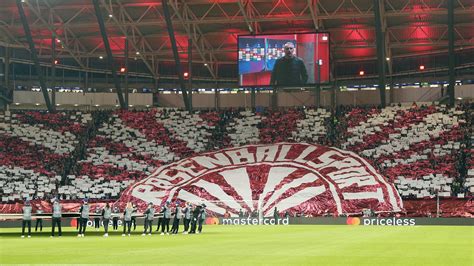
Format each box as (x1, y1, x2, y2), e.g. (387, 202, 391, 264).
(120, 67, 126, 73)
(359, 70, 365, 76)
(108, 14, 113, 18)
(386, 57, 390, 61)
(204, 63, 208, 66)
(54, 60, 59, 65)
(99, 56, 103, 59)
(419, 65, 425, 70)
(15, 103, 20, 105)
(136, 51, 140, 55)
(184, 72, 189, 78)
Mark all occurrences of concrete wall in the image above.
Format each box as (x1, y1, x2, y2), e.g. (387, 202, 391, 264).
(13, 91, 153, 107)
(12, 85, 473, 108)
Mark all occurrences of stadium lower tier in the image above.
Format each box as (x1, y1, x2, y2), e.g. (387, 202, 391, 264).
(0, 198, 471, 218)
(0, 104, 472, 218)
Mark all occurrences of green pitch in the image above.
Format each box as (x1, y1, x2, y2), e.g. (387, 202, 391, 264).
(1, 225, 473, 265)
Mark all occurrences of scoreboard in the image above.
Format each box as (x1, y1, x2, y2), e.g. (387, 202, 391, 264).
(238, 33, 330, 87)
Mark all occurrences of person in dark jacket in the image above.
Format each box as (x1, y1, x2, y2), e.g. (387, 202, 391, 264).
(131, 204, 137, 231)
(35, 207, 43, 232)
(189, 204, 202, 234)
(270, 42, 308, 87)
(273, 207, 279, 221)
(171, 201, 182, 234)
(155, 205, 163, 232)
(197, 204, 206, 234)
(112, 206, 120, 231)
(51, 198, 62, 237)
(21, 200, 32, 238)
(94, 207, 101, 230)
(160, 201, 171, 235)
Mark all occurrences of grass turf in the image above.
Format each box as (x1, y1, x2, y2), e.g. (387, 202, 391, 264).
(0, 225, 473, 265)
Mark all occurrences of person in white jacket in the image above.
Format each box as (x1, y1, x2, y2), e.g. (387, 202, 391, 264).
(102, 203, 112, 237)
(51, 198, 62, 237)
(21, 200, 32, 238)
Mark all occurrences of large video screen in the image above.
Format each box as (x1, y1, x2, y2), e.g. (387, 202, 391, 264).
(238, 32, 330, 87)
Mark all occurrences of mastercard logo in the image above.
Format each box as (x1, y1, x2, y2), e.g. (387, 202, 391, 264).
(205, 217, 219, 225)
(346, 217, 360, 225)
(70, 219, 78, 227)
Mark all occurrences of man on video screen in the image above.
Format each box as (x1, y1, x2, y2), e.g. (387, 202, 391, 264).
(270, 42, 308, 87)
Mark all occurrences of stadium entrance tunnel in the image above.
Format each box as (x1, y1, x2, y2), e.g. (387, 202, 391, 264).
(118, 143, 403, 217)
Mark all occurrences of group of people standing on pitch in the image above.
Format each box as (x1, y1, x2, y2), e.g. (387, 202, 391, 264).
(152, 201, 207, 235)
(75, 200, 138, 237)
(21, 198, 63, 238)
(76, 200, 207, 237)
(20, 198, 207, 238)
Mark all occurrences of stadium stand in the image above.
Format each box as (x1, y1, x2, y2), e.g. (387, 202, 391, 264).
(226, 110, 262, 146)
(292, 108, 331, 144)
(0, 103, 472, 216)
(0, 166, 60, 203)
(340, 104, 468, 198)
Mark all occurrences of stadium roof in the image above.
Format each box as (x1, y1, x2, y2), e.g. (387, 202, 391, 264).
(0, 0, 473, 81)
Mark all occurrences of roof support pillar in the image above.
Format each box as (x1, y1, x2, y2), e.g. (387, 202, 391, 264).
(373, 0, 386, 107)
(447, 0, 455, 107)
(125, 37, 129, 107)
(16, 0, 54, 112)
(92, 0, 127, 109)
(161, 0, 190, 111)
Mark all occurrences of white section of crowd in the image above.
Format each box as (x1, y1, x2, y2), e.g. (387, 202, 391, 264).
(226, 110, 262, 146)
(156, 110, 213, 153)
(343, 106, 402, 147)
(0, 166, 60, 202)
(361, 108, 464, 158)
(292, 108, 330, 142)
(95, 115, 174, 162)
(0, 112, 92, 154)
(0, 123, 77, 154)
(58, 175, 134, 200)
(82, 148, 153, 174)
(395, 174, 454, 198)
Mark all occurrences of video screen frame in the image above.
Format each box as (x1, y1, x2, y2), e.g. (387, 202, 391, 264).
(237, 32, 331, 88)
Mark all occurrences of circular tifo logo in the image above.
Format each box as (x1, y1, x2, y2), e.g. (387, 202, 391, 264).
(120, 143, 403, 217)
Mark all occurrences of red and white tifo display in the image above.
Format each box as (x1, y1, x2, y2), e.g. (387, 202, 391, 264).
(119, 143, 403, 216)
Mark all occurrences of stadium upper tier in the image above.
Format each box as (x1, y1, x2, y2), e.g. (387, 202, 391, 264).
(0, 103, 472, 207)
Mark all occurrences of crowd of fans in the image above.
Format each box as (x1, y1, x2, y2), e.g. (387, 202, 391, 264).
(0, 102, 472, 205)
